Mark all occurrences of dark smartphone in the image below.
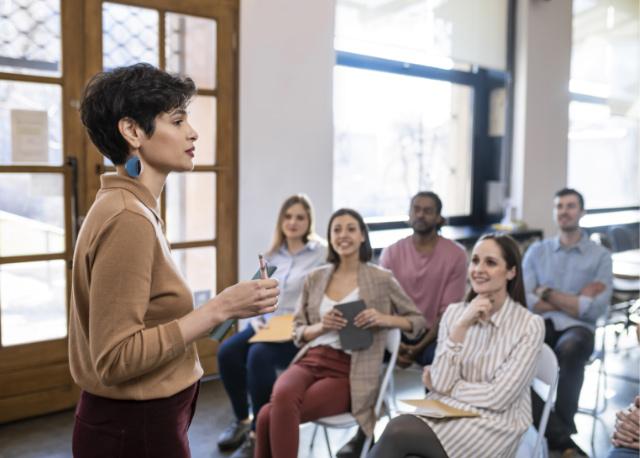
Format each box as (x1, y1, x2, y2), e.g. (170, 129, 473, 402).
(209, 264, 278, 341)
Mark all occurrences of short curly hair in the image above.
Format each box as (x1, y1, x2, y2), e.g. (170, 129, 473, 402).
(80, 63, 196, 164)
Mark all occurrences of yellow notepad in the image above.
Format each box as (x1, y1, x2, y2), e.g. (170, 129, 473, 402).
(248, 315, 294, 343)
(399, 399, 480, 419)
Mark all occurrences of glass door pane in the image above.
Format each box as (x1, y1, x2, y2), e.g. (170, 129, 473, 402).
(0, 0, 62, 76)
(0, 259, 67, 346)
(0, 173, 65, 257)
(102, 2, 159, 69)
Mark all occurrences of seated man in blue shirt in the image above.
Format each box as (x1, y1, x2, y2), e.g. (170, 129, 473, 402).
(523, 188, 612, 457)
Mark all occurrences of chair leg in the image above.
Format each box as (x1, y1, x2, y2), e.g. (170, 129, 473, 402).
(309, 424, 318, 451)
(360, 437, 372, 458)
(323, 426, 333, 458)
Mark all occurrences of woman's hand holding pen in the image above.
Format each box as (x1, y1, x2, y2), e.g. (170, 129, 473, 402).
(177, 278, 279, 345)
(213, 279, 280, 321)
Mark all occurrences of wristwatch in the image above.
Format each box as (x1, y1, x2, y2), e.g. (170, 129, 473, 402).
(540, 286, 553, 302)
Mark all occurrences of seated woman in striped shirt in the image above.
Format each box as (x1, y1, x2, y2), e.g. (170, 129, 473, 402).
(369, 233, 545, 458)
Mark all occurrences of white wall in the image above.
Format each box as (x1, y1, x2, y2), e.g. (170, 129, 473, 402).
(238, 0, 336, 280)
(239, 0, 575, 278)
(511, 0, 572, 238)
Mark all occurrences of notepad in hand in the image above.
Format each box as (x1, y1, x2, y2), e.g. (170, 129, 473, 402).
(399, 399, 479, 418)
(249, 315, 294, 343)
(334, 300, 373, 351)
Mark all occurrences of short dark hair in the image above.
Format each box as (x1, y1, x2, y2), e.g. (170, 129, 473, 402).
(411, 191, 442, 215)
(80, 63, 196, 165)
(326, 208, 372, 266)
(554, 188, 585, 210)
(410, 191, 445, 230)
(465, 233, 527, 308)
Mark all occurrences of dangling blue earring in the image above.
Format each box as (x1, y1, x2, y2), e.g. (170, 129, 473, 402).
(124, 156, 142, 178)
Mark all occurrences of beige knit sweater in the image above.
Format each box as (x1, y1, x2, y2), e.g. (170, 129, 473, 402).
(68, 174, 202, 400)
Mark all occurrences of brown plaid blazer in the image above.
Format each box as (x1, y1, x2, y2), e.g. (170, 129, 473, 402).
(292, 262, 426, 436)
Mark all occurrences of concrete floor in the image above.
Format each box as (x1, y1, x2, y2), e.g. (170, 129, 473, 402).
(0, 325, 637, 458)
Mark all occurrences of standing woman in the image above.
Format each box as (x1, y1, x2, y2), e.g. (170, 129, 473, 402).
(216, 194, 327, 458)
(255, 208, 426, 458)
(368, 234, 545, 458)
(69, 63, 279, 458)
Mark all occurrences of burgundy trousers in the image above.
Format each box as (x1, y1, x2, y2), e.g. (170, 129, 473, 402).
(255, 346, 351, 458)
(72, 382, 199, 458)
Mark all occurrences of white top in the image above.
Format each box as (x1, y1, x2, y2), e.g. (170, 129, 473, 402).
(308, 288, 360, 352)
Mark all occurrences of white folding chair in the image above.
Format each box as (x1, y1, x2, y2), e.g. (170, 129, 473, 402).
(516, 343, 559, 458)
(308, 328, 401, 458)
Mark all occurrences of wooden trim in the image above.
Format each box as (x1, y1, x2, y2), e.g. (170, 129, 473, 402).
(83, 0, 104, 213)
(0, 253, 66, 265)
(170, 240, 217, 250)
(101, 0, 238, 16)
(192, 165, 226, 172)
(0, 166, 66, 173)
(0, 72, 62, 85)
(197, 88, 218, 97)
(0, 339, 67, 372)
(0, 362, 72, 399)
(159, 9, 166, 70)
(215, 8, 239, 292)
(0, 385, 78, 424)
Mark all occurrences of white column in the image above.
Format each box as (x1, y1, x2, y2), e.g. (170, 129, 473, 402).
(239, 0, 335, 279)
(511, 0, 572, 237)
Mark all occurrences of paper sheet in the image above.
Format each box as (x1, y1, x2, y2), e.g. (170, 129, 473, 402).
(399, 399, 480, 419)
(248, 315, 294, 343)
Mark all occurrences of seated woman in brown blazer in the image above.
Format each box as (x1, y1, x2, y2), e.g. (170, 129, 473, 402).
(255, 208, 426, 458)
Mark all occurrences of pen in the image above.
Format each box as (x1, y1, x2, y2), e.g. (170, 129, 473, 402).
(258, 254, 268, 279)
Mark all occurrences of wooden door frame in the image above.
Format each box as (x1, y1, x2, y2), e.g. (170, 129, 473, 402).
(82, 0, 239, 374)
(0, 0, 86, 423)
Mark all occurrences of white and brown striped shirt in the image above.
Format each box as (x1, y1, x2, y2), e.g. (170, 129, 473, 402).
(418, 297, 545, 458)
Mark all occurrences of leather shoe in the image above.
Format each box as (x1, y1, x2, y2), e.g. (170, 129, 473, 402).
(336, 428, 372, 458)
(217, 420, 251, 451)
(230, 436, 255, 458)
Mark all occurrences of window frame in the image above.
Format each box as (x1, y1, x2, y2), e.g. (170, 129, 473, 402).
(335, 50, 508, 229)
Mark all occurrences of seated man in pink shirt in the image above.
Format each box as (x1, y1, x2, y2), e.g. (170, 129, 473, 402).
(380, 191, 467, 368)
(336, 191, 467, 458)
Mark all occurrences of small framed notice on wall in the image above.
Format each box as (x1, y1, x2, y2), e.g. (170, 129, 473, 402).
(11, 109, 49, 163)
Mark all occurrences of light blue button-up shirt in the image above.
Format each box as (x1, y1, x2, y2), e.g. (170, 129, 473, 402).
(264, 239, 327, 316)
(522, 231, 612, 332)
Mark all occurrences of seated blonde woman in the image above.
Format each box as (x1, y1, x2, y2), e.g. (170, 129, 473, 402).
(368, 234, 545, 458)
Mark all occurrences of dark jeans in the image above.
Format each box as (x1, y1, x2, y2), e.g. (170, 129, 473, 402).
(400, 334, 437, 367)
(217, 325, 298, 429)
(532, 319, 594, 449)
(73, 382, 199, 458)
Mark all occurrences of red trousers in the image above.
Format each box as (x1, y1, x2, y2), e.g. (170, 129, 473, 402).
(72, 382, 199, 458)
(255, 346, 351, 458)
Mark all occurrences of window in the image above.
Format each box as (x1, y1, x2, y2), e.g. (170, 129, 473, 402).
(333, 0, 509, 225)
(569, 0, 640, 211)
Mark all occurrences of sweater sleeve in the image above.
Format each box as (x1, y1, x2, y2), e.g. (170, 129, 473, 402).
(88, 211, 187, 386)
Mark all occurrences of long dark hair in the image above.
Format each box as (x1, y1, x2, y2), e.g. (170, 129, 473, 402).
(326, 208, 372, 266)
(465, 233, 527, 307)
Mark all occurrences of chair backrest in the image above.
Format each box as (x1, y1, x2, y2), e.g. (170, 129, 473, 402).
(373, 328, 401, 417)
(532, 343, 559, 458)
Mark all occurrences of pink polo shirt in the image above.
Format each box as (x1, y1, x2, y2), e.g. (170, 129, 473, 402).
(380, 236, 468, 329)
